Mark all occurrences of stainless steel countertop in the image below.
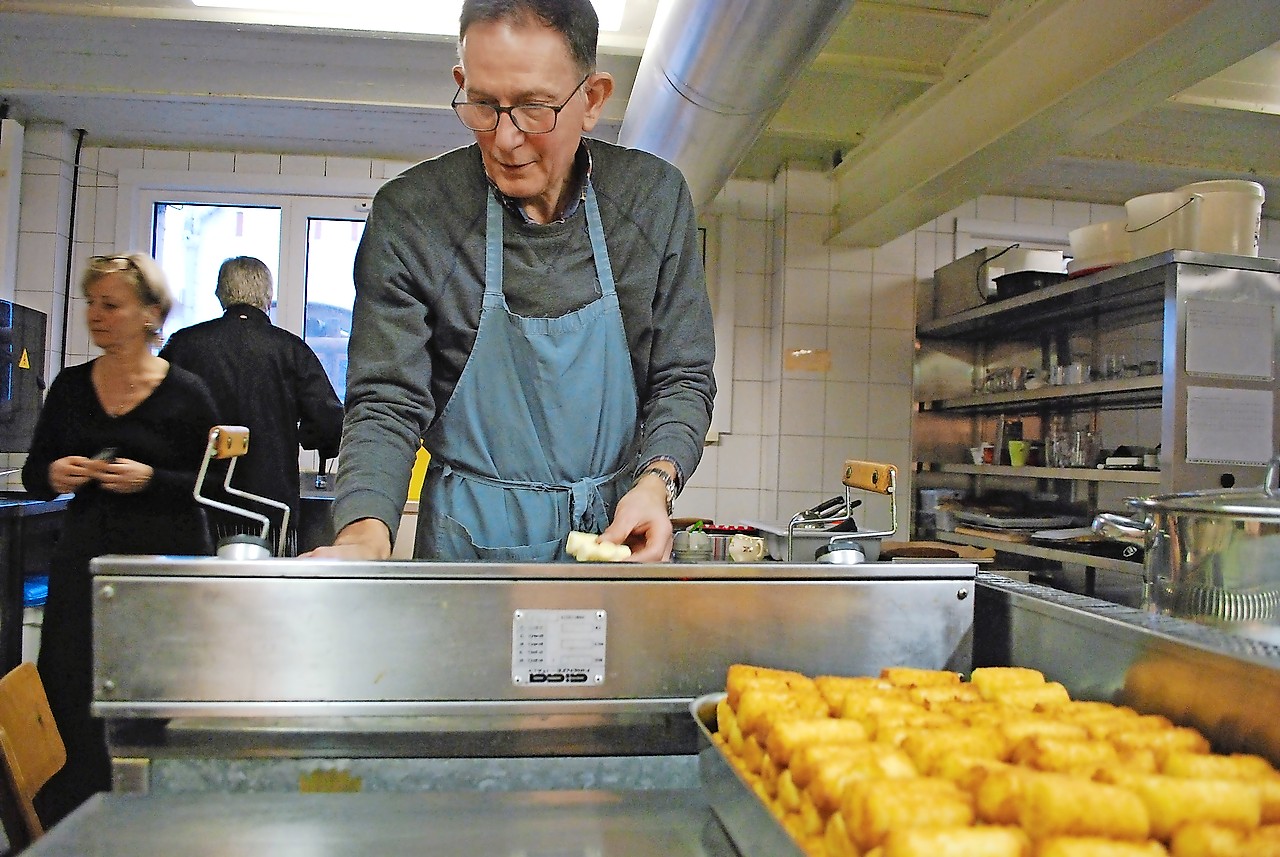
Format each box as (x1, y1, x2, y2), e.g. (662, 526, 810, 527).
(28, 790, 738, 856)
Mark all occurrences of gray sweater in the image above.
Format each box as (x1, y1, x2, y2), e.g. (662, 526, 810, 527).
(333, 139, 716, 538)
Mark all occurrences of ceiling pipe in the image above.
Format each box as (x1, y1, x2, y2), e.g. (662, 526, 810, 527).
(617, 0, 856, 209)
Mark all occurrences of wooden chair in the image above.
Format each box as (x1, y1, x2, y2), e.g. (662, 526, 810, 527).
(0, 662, 65, 850)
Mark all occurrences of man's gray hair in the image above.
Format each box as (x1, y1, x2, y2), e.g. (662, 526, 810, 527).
(216, 256, 274, 312)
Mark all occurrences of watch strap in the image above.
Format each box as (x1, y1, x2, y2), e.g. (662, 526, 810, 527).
(636, 466, 677, 516)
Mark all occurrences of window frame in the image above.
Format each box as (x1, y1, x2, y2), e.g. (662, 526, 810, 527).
(115, 169, 381, 337)
(116, 168, 738, 439)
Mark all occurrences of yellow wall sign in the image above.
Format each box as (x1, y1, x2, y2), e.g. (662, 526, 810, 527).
(18, 348, 29, 369)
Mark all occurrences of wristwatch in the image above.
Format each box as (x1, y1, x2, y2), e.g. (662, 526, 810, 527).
(637, 466, 677, 517)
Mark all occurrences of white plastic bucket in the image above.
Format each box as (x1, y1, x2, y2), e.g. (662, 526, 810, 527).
(1068, 219, 1130, 273)
(1001, 248, 1065, 273)
(1125, 191, 1200, 259)
(1175, 179, 1264, 256)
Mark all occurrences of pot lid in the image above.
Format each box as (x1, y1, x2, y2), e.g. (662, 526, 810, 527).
(1128, 458, 1280, 518)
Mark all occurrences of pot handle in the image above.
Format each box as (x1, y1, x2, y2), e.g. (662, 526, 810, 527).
(1266, 455, 1280, 499)
(1091, 512, 1151, 547)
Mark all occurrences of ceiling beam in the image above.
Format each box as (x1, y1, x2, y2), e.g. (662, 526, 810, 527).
(0, 13, 641, 123)
(830, 0, 1280, 247)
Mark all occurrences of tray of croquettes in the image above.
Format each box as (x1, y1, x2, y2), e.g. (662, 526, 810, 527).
(693, 663, 1280, 857)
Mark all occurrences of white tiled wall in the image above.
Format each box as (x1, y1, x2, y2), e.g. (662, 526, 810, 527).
(9, 120, 1280, 517)
(2, 125, 76, 485)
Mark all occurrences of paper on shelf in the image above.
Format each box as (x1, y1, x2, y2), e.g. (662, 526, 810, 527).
(1185, 385, 1273, 465)
(1185, 300, 1274, 380)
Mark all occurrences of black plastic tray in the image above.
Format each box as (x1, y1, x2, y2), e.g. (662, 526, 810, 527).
(992, 270, 1068, 300)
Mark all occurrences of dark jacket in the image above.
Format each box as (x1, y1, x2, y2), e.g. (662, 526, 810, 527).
(160, 305, 343, 546)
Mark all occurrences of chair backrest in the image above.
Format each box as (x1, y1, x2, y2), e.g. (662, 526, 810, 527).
(0, 662, 66, 846)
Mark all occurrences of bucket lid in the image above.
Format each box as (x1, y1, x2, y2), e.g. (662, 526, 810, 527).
(1126, 190, 1190, 208)
(1176, 179, 1264, 200)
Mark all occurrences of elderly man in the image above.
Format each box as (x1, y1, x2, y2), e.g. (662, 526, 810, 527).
(308, 0, 715, 563)
(161, 256, 343, 553)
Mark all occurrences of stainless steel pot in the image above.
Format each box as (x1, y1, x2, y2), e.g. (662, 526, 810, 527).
(1093, 458, 1280, 626)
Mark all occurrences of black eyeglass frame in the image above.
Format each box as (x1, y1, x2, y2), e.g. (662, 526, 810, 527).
(451, 73, 592, 135)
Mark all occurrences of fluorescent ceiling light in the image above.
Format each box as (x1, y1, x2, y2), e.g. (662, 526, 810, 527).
(189, 0, 625, 33)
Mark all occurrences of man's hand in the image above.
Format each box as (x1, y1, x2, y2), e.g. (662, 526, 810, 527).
(299, 517, 393, 560)
(599, 470, 674, 562)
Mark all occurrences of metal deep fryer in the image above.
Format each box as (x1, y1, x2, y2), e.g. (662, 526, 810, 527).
(89, 551, 976, 787)
(193, 425, 291, 559)
(746, 459, 898, 562)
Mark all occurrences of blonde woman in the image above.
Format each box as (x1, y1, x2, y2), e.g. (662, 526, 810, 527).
(22, 252, 217, 826)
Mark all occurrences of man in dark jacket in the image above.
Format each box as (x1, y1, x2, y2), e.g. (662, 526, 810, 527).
(161, 256, 344, 554)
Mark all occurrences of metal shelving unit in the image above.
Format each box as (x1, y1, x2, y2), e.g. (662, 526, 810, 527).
(915, 254, 1168, 340)
(928, 463, 1163, 484)
(912, 250, 1280, 583)
(936, 531, 1143, 576)
(919, 376, 1164, 414)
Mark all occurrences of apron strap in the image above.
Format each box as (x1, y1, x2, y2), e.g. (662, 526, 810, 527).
(484, 191, 504, 300)
(584, 184, 617, 297)
(437, 460, 628, 534)
(567, 463, 629, 532)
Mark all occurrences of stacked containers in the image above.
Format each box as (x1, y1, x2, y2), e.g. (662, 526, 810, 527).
(1124, 191, 1200, 259)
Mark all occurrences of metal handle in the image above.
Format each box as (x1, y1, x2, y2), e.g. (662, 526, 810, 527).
(799, 495, 847, 522)
(843, 459, 897, 541)
(209, 425, 250, 459)
(1265, 455, 1280, 499)
(1091, 512, 1152, 547)
(842, 459, 897, 495)
(1125, 193, 1200, 233)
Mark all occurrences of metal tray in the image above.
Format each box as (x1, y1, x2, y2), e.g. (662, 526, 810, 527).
(691, 693, 806, 857)
(952, 510, 1082, 530)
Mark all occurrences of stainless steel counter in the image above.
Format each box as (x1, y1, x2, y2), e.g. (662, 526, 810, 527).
(89, 555, 976, 789)
(40, 569, 1280, 855)
(28, 790, 736, 857)
(90, 557, 975, 723)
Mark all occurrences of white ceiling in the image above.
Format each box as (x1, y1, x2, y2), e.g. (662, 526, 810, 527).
(2, 0, 1278, 245)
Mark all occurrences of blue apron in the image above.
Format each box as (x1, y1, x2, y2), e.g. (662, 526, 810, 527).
(417, 184, 639, 561)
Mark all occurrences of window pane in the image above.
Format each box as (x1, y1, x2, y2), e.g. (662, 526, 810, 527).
(152, 203, 283, 337)
(304, 217, 364, 401)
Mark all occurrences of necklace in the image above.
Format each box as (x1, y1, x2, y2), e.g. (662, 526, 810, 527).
(109, 379, 137, 416)
(98, 363, 144, 417)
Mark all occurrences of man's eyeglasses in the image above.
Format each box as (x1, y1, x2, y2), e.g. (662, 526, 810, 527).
(88, 255, 139, 274)
(452, 74, 590, 135)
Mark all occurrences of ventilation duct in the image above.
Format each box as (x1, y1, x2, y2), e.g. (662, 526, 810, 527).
(618, 0, 855, 208)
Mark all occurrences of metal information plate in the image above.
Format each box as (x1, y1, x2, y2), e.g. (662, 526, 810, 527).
(511, 609, 607, 686)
